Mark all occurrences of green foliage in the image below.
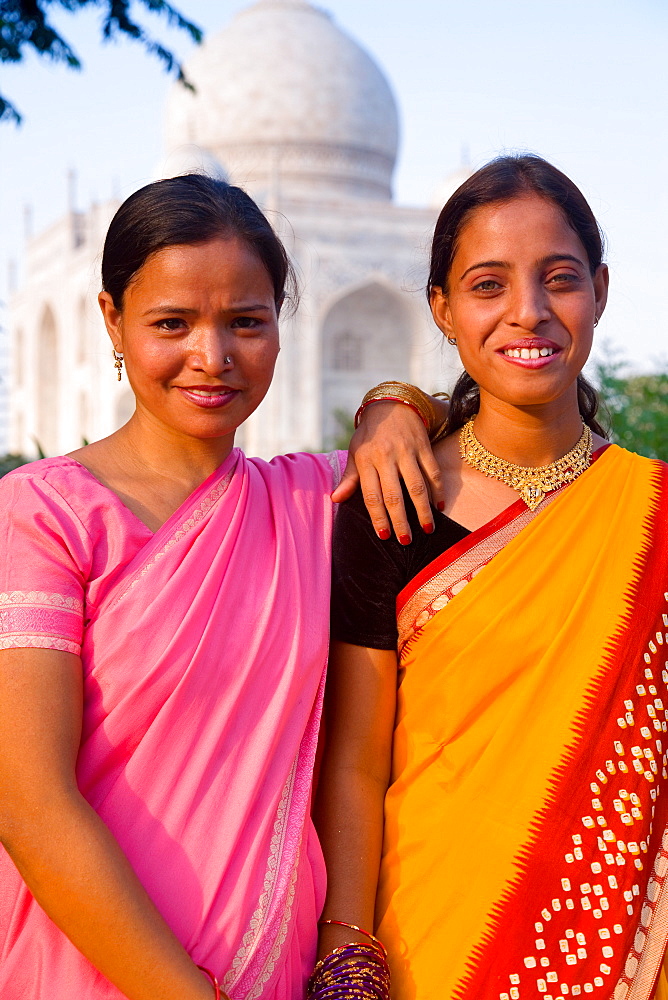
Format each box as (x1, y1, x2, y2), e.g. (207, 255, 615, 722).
(331, 407, 355, 451)
(0, 452, 31, 477)
(595, 355, 668, 460)
(1, 0, 202, 124)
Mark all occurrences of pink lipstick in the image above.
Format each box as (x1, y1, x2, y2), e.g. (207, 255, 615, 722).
(176, 385, 239, 409)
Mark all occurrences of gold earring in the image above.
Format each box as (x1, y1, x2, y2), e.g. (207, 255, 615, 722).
(113, 350, 124, 381)
(447, 337, 457, 346)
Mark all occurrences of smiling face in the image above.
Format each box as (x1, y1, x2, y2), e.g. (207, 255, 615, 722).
(99, 236, 280, 448)
(430, 194, 609, 413)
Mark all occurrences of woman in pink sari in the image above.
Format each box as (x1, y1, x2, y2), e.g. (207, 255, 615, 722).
(0, 175, 441, 1000)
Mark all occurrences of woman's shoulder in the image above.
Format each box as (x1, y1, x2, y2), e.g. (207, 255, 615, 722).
(1, 455, 147, 544)
(601, 443, 667, 471)
(2, 455, 80, 479)
(1, 457, 108, 552)
(246, 449, 348, 493)
(1, 458, 97, 585)
(1, 456, 90, 503)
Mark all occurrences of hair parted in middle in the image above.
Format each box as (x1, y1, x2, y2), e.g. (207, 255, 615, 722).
(428, 153, 607, 438)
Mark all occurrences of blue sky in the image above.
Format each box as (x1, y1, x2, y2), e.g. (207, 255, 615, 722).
(1, 0, 667, 381)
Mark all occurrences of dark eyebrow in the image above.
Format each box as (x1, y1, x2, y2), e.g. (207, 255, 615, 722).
(459, 253, 586, 282)
(142, 303, 272, 316)
(459, 260, 509, 280)
(142, 306, 195, 316)
(538, 253, 586, 268)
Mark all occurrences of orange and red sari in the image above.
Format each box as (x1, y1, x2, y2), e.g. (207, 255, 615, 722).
(376, 445, 668, 1000)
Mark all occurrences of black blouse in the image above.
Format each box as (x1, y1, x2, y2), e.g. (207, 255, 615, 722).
(331, 486, 471, 650)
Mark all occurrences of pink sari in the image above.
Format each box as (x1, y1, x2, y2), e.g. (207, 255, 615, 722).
(0, 447, 343, 999)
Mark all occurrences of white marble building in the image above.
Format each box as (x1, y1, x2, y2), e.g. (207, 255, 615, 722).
(9, 0, 465, 459)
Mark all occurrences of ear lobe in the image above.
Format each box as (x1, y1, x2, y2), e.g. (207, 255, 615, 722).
(430, 287, 454, 338)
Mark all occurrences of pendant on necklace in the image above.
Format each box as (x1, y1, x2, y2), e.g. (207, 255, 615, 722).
(459, 419, 593, 512)
(522, 483, 545, 511)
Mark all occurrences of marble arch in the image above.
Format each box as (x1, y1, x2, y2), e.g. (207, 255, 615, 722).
(320, 279, 415, 447)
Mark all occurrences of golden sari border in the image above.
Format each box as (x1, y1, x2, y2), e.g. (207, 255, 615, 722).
(623, 825, 668, 1000)
(396, 446, 613, 657)
(104, 464, 237, 614)
(396, 489, 563, 656)
(223, 757, 299, 996)
(0, 590, 83, 612)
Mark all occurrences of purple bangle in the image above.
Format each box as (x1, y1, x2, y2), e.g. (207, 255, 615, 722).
(308, 941, 390, 1000)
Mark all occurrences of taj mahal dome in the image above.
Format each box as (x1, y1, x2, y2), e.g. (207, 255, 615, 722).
(9, 0, 466, 459)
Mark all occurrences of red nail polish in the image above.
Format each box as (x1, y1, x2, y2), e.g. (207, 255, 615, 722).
(377, 528, 391, 540)
(437, 501, 445, 512)
(399, 534, 411, 546)
(422, 522, 435, 534)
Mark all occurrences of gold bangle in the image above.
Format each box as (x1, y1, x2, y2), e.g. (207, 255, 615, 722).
(355, 381, 449, 443)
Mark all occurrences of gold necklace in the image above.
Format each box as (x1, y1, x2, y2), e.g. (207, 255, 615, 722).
(459, 419, 593, 511)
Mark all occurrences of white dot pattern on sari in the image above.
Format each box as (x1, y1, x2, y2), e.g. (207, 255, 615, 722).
(499, 596, 668, 1000)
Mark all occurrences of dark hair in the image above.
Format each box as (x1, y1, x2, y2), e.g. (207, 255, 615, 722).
(101, 173, 297, 312)
(428, 154, 606, 437)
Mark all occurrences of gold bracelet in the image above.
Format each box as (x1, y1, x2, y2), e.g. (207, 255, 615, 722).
(354, 382, 449, 442)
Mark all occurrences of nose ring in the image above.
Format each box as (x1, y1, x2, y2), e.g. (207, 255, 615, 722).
(224, 355, 233, 365)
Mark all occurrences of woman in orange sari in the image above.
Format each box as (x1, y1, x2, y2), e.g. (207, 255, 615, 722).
(314, 155, 668, 1000)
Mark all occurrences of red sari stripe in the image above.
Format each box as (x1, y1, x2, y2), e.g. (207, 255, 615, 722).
(451, 462, 668, 1000)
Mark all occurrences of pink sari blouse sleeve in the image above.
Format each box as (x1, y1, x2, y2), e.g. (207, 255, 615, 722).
(0, 467, 91, 656)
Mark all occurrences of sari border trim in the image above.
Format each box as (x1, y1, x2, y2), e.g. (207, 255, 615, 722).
(396, 446, 611, 657)
(0, 590, 83, 613)
(619, 826, 668, 1000)
(105, 460, 237, 613)
(397, 445, 611, 615)
(223, 758, 299, 996)
(0, 591, 84, 655)
(396, 489, 564, 656)
(224, 668, 327, 998)
(397, 495, 528, 613)
(326, 450, 346, 491)
(0, 634, 80, 654)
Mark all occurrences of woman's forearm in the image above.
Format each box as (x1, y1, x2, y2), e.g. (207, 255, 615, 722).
(2, 792, 214, 1000)
(314, 762, 388, 957)
(313, 642, 397, 958)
